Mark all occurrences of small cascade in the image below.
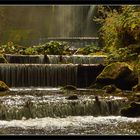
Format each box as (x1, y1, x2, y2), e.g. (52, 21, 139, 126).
(61, 55, 106, 64)
(4, 54, 107, 64)
(46, 55, 61, 64)
(5, 54, 44, 64)
(0, 64, 104, 88)
(0, 94, 127, 120)
(0, 64, 78, 87)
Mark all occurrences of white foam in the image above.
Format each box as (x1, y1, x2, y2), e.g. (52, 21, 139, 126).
(0, 116, 139, 130)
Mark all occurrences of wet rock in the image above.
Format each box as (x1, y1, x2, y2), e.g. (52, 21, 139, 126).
(120, 102, 140, 117)
(88, 82, 104, 89)
(103, 84, 121, 94)
(66, 94, 78, 100)
(0, 81, 9, 91)
(95, 95, 99, 102)
(96, 62, 138, 90)
(61, 85, 77, 91)
(132, 84, 140, 92)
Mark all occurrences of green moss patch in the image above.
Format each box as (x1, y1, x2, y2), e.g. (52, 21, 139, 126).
(0, 81, 9, 91)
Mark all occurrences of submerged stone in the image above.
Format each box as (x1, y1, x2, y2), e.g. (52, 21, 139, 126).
(66, 94, 78, 100)
(0, 81, 9, 91)
(132, 84, 140, 92)
(96, 62, 138, 90)
(61, 85, 77, 91)
(120, 102, 140, 117)
(103, 84, 121, 94)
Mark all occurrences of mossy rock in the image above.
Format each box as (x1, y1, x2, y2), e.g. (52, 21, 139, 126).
(132, 84, 140, 92)
(120, 102, 140, 117)
(61, 85, 77, 91)
(0, 54, 8, 63)
(96, 62, 138, 90)
(0, 81, 9, 91)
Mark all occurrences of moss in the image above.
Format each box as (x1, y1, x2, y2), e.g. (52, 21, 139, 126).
(0, 81, 9, 91)
(97, 62, 133, 80)
(96, 62, 138, 90)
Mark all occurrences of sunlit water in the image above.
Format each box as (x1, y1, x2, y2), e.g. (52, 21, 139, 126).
(10, 87, 61, 91)
(0, 116, 139, 135)
(0, 88, 139, 135)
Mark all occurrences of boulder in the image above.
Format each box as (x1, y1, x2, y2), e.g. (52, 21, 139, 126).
(0, 81, 9, 91)
(120, 102, 140, 117)
(96, 62, 138, 90)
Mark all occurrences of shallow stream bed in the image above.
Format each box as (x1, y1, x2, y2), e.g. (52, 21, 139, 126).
(0, 116, 139, 135)
(0, 88, 139, 135)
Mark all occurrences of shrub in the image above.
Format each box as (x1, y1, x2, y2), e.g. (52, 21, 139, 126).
(0, 42, 19, 54)
(43, 41, 70, 55)
(20, 47, 38, 55)
(95, 6, 140, 52)
(75, 44, 102, 55)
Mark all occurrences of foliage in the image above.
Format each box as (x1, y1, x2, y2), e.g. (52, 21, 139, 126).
(0, 42, 19, 54)
(95, 5, 140, 64)
(106, 48, 137, 63)
(33, 41, 70, 55)
(75, 44, 102, 55)
(7, 41, 71, 55)
(0, 54, 8, 63)
(43, 41, 70, 55)
(0, 81, 9, 91)
(20, 47, 38, 55)
(0, 41, 103, 56)
(95, 6, 140, 52)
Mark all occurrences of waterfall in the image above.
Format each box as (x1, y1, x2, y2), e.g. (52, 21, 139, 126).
(0, 64, 78, 87)
(5, 54, 44, 64)
(0, 64, 104, 88)
(61, 55, 106, 64)
(5, 54, 106, 64)
(47, 55, 61, 64)
(0, 94, 127, 120)
(84, 5, 98, 36)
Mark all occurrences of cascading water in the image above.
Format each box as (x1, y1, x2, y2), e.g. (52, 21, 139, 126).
(0, 93, 127, 120)
(0, 89, 139, 135)
(0, 64, 77, 87)
(85, 5, 98, 36)
(5, 54, 44, 64)
(0, 64, 104, 88)
(4, 54, 107, 64)
(0, 5, 140, 135)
